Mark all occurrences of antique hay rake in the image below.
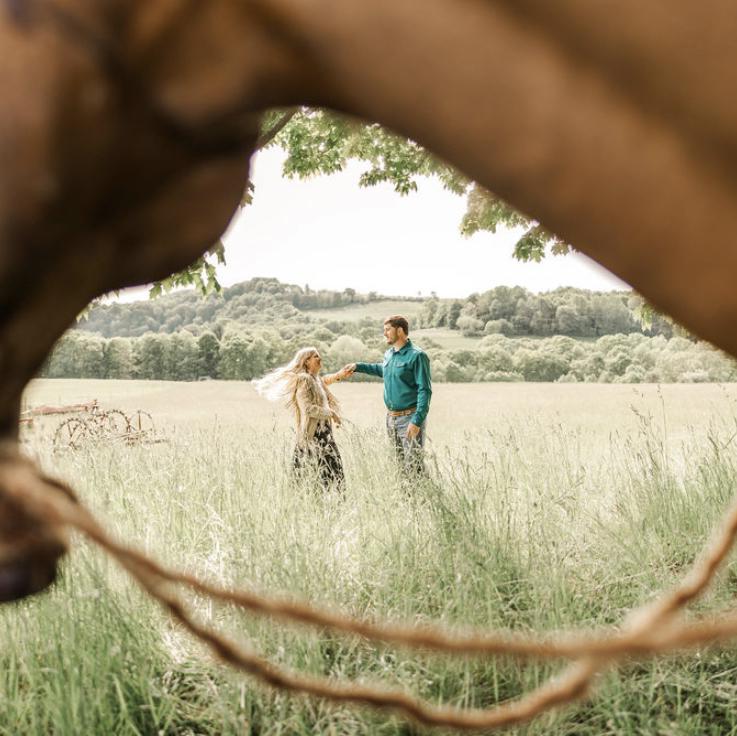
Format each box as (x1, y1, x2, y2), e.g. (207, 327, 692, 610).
(51, 407, 157, 451)
(20, 400, 159, 451)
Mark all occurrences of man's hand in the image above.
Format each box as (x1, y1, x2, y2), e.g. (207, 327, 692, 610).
(406, 423, 421, 441)
(339, 363, 356, 379)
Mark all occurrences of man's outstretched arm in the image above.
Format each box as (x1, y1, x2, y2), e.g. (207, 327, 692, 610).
(351, 361, 384, 378)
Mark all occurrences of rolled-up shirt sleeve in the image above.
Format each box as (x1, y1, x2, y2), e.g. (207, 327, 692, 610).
(355, 362, 384, 377)
(411, 353, 432, 426)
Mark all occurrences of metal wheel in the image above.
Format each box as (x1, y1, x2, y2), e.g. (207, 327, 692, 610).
(127, 410, 155, 443)
(53, 417, 90, 452)
(96, 409, 130, 440)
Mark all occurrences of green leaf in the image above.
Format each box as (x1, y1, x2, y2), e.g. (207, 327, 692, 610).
(148, 243, 225, 299)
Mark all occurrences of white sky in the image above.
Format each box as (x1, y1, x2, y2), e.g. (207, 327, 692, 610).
(117, 147, 627, 302)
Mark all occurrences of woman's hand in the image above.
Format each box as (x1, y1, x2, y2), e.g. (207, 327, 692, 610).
(331, 411, 342, 427)
(337, 364, 356, 381)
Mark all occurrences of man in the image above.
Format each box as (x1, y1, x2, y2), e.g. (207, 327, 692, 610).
(345, 315, 432, 476)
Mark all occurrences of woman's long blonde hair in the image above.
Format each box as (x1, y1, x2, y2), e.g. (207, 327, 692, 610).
(252, 347, 325, 407)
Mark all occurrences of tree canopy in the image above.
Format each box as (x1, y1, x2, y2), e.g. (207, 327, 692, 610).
(272, 109, 568, 261)
(162, 108, 567, 296)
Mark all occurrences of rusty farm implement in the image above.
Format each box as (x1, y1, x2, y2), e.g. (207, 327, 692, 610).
(20, 400, 159, 451)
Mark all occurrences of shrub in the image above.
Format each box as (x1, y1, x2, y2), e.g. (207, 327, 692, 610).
(484, 319, 514, 336)
(485, 371, 524, 382)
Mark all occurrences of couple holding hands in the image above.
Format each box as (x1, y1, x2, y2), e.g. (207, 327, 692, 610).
(254, 315, 432, 493)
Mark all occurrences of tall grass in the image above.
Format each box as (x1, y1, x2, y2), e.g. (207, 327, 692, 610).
(4, 387, 737, 734)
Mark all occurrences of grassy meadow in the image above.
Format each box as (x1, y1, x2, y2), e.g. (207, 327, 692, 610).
(5, 380, 737, 734)
(306, 300, 425, 323)
(307, 300, 484, 350)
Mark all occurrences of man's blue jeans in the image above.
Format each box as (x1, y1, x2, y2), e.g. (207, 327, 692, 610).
(385, 413, 426, 477)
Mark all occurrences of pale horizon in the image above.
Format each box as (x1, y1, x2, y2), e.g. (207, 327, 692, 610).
(115, 147, 629, 304)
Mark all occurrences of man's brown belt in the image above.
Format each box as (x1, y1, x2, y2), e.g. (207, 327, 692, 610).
(387, 407, 416, 417)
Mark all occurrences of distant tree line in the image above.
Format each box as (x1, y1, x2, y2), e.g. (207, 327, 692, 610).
(41, 328, 736, 384)
(42, 325, 381, 382)
(54, 278, 734, 384)
(78, 279, 673, 341)
(416, 286, 677, 338)
(429, 334, 737, 383)
(77, 278, 404, 338)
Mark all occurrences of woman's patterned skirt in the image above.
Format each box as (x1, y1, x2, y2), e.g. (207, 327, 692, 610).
(293, 422, 345, 494)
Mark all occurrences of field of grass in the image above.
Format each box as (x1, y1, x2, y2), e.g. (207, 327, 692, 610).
(303, 299, 425, 323)
(5, 380, 737, 734)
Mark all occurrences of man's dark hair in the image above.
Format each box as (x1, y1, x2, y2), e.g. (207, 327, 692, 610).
(384, 315, 409, 334)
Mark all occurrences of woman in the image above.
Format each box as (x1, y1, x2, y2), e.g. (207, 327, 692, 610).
(253, 347, 352, 493)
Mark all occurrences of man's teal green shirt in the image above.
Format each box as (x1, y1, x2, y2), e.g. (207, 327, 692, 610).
(354, 339, 432, 426)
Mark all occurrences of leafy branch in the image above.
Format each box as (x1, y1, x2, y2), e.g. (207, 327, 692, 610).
(152, 106, 572, 302)
(273, 108, 571, 259)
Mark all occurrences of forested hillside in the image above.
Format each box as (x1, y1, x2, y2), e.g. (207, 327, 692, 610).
(76, 278, 385, 337)
(416, 287, 677, 339)
(41, 327, 737, 384)
(77, 278, 674, 340)
(37, 278, 736, 383)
